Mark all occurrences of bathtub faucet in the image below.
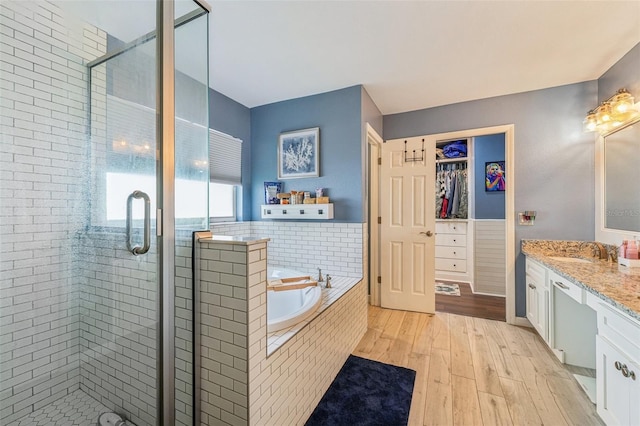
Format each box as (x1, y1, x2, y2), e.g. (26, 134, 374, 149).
(317, 268, 324, 282)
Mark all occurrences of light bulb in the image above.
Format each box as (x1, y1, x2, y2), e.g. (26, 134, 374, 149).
(583, 111, 597, 132)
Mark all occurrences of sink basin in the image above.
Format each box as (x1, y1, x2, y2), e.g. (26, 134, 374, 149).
(547, 256, 593, 263)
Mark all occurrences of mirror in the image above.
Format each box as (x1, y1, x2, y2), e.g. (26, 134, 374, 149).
(604, 120, 640, 232)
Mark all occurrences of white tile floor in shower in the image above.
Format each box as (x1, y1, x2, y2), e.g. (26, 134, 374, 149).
(8, 389, 134, 426)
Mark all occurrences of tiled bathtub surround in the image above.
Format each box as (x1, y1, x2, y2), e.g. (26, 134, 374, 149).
(266, 275, 361, 355)
(522, 239, 640, 320)
(198, 236, 367, 425)
(210, 221, 366, 278)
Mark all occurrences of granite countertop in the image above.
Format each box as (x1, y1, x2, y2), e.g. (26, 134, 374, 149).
(522, 239, 640, 321)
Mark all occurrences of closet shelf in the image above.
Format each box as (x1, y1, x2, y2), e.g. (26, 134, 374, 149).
(436, 157, 468, 164)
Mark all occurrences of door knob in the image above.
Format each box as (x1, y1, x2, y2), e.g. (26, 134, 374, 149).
(419, 231, 433, 237)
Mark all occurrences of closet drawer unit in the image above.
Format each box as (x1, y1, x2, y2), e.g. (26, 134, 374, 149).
(435, 234, 466, 247)
(436, 258, 467, 272)
(435, 246, 466, 260)
(435, 221, 467, 235)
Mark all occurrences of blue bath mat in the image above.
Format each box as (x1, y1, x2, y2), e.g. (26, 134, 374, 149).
(305, 355, 416, 426)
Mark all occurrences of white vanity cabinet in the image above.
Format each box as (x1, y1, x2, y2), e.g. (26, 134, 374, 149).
(524, 254, 640, 425)
(525, 258, 549, 342)
(590, 298, 640, 426)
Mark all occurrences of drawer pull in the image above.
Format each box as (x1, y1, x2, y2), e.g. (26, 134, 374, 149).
(615, 363, 636, 380)
(528, 283, 536, 289)
(621, 364, 630, 378)
(554, 281, 570, 290)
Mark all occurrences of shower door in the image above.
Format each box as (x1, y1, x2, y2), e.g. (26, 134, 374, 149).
(84, 1, 210, 425)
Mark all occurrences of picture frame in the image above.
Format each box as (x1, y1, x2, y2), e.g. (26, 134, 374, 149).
(485, 161, 506, 192)
(278, 127, 320, 179)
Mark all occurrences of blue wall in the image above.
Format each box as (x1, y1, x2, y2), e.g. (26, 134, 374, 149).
(475, 134, 505, 219)
(250, 86, 364, 222)
(384, 81, 597, 317)
(598, 42, 640, 105)
(209, 89, 252, 220)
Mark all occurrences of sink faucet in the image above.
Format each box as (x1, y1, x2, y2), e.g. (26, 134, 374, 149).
(325, 274, 332, 288)
(594, 242, 608, 260)
(317, 268, 324, 282)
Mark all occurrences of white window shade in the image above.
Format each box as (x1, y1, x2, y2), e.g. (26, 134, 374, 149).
(209, 129, 242, 185)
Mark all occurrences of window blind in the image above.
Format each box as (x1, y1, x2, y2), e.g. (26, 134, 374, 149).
(209, 129, 242, 185)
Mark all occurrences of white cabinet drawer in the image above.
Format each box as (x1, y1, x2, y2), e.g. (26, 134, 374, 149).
(597, 302, 640, 363)
(526, 258, 546, 279)
(435, 246, 466, 260)
(435, 221, 467, 235)
(549, 270, 584, 304)
(435, 234, 466, 247)
(436, 258, 467, 272)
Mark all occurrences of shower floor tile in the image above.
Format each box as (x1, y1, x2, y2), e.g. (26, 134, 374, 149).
(9, 389, 108, 426)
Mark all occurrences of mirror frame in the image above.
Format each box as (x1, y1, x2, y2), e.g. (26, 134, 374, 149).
(595, 115, 640, 245)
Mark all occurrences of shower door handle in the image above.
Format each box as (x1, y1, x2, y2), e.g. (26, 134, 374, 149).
(126, 190, 151, 255)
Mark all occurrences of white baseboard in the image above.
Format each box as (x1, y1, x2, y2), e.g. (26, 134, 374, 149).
(513, 316, 533, 328)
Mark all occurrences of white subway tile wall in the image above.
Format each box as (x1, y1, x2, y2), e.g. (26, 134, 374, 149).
(76, 232, 158, 426)
(211, 222, 366, 278)
(0, 2, 106, 423)
(199, 239, 255, 425)
(199, 237, 367, 425)
(175, 232, 196, 426)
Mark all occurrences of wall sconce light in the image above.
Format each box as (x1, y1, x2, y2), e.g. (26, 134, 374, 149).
(584, 88, 640, 134)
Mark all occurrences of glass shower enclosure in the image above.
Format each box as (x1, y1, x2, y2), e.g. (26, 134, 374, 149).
(0, 0, 210, 424)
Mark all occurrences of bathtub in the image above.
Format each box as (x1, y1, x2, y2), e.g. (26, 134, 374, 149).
(267, 267, 323, 333)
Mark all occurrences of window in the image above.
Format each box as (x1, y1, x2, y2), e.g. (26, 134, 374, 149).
(209, 182, 236, 221)
(209, 129, 242, 221)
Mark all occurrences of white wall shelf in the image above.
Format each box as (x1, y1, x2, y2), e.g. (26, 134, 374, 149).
(261, 204, 334, 220)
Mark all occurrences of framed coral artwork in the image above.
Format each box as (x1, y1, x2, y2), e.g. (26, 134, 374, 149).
(278, 127, 320, 179)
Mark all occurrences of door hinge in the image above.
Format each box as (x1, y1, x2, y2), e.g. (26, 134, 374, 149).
(377, 157, 381, 165)
(377, 276, 381, 284)
(377, 217, 381, 224)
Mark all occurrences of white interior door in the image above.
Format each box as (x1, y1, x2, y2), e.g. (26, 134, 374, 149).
(380, 137, 435, 313)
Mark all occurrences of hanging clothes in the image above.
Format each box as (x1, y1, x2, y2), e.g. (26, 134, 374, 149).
(434, 162, 468, 219)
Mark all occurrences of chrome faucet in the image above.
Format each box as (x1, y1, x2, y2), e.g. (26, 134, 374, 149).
(325, 274, 332, 288)
(317, 267, 324, 282)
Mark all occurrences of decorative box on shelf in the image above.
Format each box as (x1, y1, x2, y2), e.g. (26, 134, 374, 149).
(261, 204, 334, 220)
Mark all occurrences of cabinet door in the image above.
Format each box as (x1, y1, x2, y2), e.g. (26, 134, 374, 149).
(596, 336, 640, 426)
(536, 284, 549, 342)
(526, 278, 539, 331)
(525, 259, 547, 341)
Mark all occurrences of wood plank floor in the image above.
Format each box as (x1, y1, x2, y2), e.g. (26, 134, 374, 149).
(353, 306, 603, 426)
(436, 282, 506, 322)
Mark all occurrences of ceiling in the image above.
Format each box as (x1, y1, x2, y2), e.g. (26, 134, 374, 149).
(60, 1, 640, 115)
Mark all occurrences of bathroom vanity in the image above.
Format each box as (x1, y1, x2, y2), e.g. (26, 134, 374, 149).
(522, 240, 640, 425)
